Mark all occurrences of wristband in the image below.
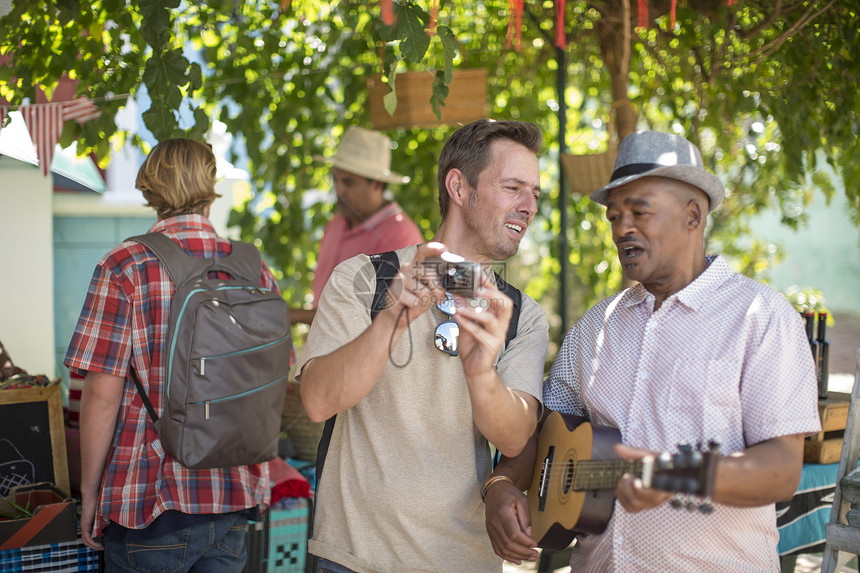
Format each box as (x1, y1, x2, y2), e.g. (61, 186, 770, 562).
(481, 475, 515, 503)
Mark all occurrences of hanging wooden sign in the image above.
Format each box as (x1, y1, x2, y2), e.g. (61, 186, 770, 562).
(367, 68, 488, 130)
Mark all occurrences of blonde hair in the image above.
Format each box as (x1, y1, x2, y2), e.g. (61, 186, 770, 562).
(136, 139, 220, 219)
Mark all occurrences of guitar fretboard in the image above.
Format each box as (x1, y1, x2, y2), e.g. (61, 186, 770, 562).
(571, 459, 644, 490)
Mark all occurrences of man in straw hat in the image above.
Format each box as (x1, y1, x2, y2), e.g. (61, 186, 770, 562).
(297, 119, 549, 572)
(291, 126, 423, 324)
(484, 130, 820, 571)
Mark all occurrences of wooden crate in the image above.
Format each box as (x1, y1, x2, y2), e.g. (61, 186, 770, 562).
(805, 393, 851, 464)
(367, 69, 488, 130)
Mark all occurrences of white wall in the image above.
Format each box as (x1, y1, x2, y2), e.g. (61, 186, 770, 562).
(0, 157, 56, 377)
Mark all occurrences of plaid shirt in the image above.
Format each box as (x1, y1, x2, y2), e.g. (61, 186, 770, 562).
(65, 215, 281, 536)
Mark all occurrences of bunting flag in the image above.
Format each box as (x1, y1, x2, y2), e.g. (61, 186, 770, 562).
(506, 0, 525, 52)
(63, 97, 101, 123)
(0, 106, 6, 129)
(17, 97, 101, 176)
(428, 0, 438, 36)
(637, 0, 648, 29)
(380, 0, 394, 25)
(21, 103, 64, 176)
(670, 0, 677, 29)
(555, 0, 566, 48)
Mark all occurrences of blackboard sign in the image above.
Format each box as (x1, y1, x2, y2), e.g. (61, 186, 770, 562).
(0, 386, 69, 497)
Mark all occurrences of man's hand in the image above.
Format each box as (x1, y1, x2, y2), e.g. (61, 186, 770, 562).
(380, 242, 449, 327)
(614, 443, 673, 513)
(484, 479, 539, 565)
(451, 278, 512, 380)
(79, 492, 103, 550)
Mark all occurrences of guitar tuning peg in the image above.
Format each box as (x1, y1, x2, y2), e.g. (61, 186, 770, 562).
(699, 497, 714, 514)
(707, 440, 720, 452)
(670, 495, 683, 510)
(686, 499, 697, 512)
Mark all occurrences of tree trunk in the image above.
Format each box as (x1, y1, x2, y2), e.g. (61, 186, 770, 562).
(598, 1, 639, 146)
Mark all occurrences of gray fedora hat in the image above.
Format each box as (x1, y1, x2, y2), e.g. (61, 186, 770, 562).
(589, 131, 725, 212)
(313, 126, 410, 184)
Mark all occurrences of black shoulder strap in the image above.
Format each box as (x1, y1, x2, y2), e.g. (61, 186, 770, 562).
(130, 364, 159, 423)
(493, 271, 521, 349)
(314, 250, 400, 535)
(370, 250, 401, 320)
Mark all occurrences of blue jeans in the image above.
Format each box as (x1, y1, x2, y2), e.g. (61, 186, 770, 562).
(317, 557, 357, 573)
(103, 513, 248, 573)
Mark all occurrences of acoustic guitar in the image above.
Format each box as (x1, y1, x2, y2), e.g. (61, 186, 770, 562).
(528, 411, 719, 550)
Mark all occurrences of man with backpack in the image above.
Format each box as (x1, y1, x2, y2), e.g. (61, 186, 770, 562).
(65, 138, 288, 571)
(297, 119, 549, 573)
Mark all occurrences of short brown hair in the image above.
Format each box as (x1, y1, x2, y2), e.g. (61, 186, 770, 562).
(437, 119, 542, 219)
(136, 139, 220, 219)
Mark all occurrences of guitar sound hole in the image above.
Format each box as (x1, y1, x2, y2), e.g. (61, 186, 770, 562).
(563, 459, 574, 494)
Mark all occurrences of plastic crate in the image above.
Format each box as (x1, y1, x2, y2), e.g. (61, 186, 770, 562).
(244, 498, 311, 573)
(0, 538, 102, 572)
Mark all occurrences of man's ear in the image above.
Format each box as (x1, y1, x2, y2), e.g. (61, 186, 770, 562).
(445, 169, 467, 208)
(686, 198, 705, 231)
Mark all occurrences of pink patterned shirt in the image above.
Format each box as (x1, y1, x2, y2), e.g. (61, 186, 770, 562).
(312, 202, 423, 301)
(544, 255, 820, 572)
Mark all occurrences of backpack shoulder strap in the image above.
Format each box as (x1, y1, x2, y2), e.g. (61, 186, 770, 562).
(493, 271, 521, 349)
(127, 233, 210, 285)
(128, 234, 263, 285)
(370, 251, 401, 320)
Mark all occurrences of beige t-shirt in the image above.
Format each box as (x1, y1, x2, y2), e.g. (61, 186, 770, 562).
(296, 246, 549, 573)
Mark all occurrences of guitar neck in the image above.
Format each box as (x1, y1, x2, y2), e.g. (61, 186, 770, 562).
(573, 459, 646, 490)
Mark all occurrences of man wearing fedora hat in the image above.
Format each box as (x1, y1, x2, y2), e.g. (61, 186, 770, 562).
(484, 131, 820, 571)
(297, 119, 549, 572)
(291, 127, 423, 324)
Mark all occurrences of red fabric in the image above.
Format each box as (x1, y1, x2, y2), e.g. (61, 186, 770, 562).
(506, 0, 525, 51)
(428, 0, 438, 35)
(637, 0, 648, 29)
(268, 457, 311, 503)
(555, 0, 567, 48)
(670, 0, 677, 28)
(381, 0, 394, 25)
(64, 215, 280, 536)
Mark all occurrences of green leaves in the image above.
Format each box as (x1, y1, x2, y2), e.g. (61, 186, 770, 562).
(3, 0, 860, 350)
(430, 70, 449, 118)
(142, 49, 188, 108)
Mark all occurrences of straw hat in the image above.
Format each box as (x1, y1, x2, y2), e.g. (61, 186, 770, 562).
(589, 131, 725, 212)
(313, 126, 410, 184)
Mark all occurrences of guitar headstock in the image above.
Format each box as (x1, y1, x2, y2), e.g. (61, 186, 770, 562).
(642, 440, 720, 514)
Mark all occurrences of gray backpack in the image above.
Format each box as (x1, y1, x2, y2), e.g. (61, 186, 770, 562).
(128, 232, 291, 470)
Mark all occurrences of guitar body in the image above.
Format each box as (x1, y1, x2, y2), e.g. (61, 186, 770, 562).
(528, 411, 621, 550)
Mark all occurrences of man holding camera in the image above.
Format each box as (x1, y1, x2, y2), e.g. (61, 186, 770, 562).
(297, 119, 549, 573)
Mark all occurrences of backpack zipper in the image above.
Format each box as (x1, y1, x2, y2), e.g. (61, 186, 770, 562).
(165, 285, 280, 399)
(197, 334, 289, 377)
(197, 375, 289, 420)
